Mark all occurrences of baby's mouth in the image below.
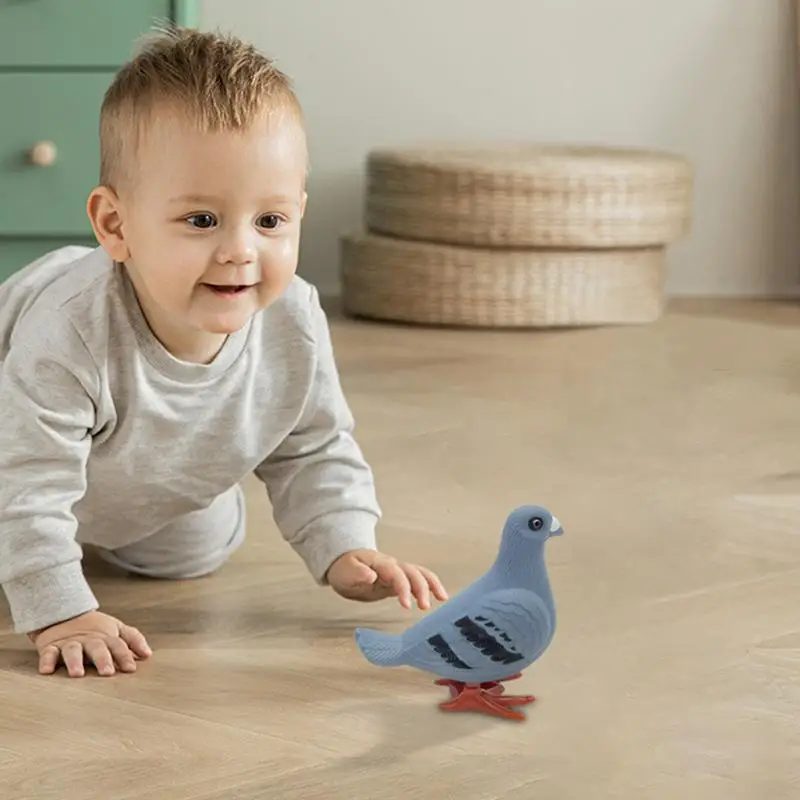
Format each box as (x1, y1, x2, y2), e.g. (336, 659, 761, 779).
(203, 283, 253, 295)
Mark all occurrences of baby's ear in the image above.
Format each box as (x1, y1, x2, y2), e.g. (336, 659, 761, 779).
(86, 186, 130, 262)
(299, 190, 308, 219)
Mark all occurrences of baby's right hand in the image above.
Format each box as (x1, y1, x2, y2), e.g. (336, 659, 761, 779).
(29, 610, 152, 677)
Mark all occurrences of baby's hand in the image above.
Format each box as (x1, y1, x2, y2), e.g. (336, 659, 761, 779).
(327, 549, 448, 610)
(28, 610, 152, 677)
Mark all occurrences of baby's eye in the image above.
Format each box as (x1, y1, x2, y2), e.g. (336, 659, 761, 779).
(257, 214, 283, 230)
(186, 213, 217, 229)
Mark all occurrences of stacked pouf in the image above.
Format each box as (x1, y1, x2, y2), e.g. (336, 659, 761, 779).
(339, 144, 693, 328)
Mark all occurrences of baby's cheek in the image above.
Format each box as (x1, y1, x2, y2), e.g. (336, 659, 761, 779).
(272, 235, 297, 265)
(263, 238, 298, 275)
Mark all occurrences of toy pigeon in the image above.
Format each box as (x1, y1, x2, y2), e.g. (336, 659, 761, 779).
(354, 504, 563, 721)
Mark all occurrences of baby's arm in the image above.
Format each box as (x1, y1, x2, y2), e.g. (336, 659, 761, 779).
(0, 316, 100, 634)
(254, 285, 381, 583)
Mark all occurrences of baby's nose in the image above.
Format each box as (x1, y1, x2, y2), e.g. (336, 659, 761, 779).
(217, 229, 257, 265)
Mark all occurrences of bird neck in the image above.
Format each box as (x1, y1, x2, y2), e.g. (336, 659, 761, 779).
(493, 539, 552, 598)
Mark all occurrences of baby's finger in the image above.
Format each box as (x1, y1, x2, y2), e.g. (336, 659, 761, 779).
(119, 624, 152, 659)
(403, 565, 432, 610)
(373, 560, 412, 609)
(351, 562, 379, 586)
(61, 641, 86, 678)
(83, 638, 115, 677)
(38, 644, 61, 675)
(106, 637, 137, 673)
(419, 566, 449, 601)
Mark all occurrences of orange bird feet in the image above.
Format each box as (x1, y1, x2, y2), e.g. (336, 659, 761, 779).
(434, 673, 536, 721)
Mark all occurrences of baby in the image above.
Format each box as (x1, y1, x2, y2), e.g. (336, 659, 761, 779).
(0, 27, 446, 678)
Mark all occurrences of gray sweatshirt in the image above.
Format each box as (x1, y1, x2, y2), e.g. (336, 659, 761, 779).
(0, 246, 380, 634)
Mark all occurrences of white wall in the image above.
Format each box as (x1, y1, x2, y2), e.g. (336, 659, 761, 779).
(200, 0, 800, 298)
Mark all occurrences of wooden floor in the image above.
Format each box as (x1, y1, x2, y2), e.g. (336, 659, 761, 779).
(2, 299, 800, 799)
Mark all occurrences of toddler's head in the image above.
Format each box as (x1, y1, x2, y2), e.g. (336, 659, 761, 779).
(88, 26, 308, 363)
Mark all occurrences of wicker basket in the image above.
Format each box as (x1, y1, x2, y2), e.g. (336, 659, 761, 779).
(365, 143, 693, 249)
(340, 232, 667, 328)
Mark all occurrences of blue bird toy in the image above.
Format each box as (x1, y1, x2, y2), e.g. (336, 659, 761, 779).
(354, 504, 563, 721)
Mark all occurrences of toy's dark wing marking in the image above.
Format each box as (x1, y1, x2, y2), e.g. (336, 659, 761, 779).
(426, 633, 473, 670)
(476, 589, 556, 662)
(454, 615, 525, 665)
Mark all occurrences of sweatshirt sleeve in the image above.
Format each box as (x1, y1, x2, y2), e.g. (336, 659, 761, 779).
(254, 285, 381, 583)
(0, 316, 100, 633)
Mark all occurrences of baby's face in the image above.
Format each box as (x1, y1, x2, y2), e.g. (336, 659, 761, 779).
(117, 108, 307, 357)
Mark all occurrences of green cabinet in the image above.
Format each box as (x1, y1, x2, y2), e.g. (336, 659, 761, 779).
(0, 1, 179, 68)
(0, 0, 197, 282)
(0, 74, 114, 236)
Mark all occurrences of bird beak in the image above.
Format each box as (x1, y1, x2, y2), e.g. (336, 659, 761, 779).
(549, 516, 563, 536)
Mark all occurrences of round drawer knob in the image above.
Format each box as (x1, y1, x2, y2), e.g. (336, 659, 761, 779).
(28, 140, 58, 167)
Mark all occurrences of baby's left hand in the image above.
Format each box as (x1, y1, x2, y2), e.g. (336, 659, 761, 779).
(326, 549, 448, 610)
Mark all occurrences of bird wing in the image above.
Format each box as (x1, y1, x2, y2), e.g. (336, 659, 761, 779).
(471, 588, 555, 662)
(399, 587, 555, 680)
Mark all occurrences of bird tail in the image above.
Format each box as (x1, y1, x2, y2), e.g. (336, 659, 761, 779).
(354, 627, 405, 667)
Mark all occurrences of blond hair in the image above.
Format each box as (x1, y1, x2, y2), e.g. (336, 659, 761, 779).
(99, 26, 303, 188)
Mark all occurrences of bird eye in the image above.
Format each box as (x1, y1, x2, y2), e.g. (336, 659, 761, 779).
(528, 517, 544, 531)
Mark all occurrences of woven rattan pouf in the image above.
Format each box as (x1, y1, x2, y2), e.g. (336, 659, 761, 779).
(340, 233, 667, 328)
(339, 143, 692, 328)
(364, 143, 693, 249)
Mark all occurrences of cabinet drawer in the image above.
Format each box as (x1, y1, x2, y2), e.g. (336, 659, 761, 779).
(0, 0, 172, 68)
(0, 73, 113, 237)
